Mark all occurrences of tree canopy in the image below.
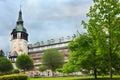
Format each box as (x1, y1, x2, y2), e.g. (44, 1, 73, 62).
(42, 49, 64, 73)
(0, 50, 4, 57)
(82, 0, 120, 79)
(63, 34, 99, 78)
(0, 57, 13, 73)
(39, 65, 47, 72)
(16, 54, 34, 73)
(64, 1, 120, 79)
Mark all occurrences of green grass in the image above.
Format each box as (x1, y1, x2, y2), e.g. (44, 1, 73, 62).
(30, 76, 93, 80)
(29, 76, 120, 80)
(30, 77, 79, 80)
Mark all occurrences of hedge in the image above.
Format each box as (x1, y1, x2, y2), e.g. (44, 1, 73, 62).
(12, 69, 20, 74)
(0, 74, 28, 80)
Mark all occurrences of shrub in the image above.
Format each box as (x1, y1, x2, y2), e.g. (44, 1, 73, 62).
(0, 74, 28, 80)
(12, 69, 20, 74)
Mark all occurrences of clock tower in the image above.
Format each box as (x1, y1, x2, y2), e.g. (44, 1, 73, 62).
(9, 8, 28, 62)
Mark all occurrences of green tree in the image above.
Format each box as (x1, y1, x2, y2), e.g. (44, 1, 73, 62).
(16, 54, 34, 73)
(39, 65, 47, 72)
(0, 50, 4, 57)
(39, 65, 47, 76)
(63, 61, 78, 74)
(63, 34, 100, 79)
(42, 49, 64, 76)
(56, 68, 64, 76)
(63, 33, 120, 78)
(82, 0, 120, 79)
(0, 57, 13, 74)
(56, 68, 63, 73)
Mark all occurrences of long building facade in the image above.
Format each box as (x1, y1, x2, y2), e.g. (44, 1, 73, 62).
(9, 9, 76, 76)
(28, 38, 73, 70)
(28, 37, 75, 76)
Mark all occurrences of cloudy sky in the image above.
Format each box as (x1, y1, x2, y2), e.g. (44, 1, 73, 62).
(0, 0, 93, 54)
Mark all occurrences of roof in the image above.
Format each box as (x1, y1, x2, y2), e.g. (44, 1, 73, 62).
(28, 46, 68, 54)
(15, 25, 26, 32)
(9, 51, 18, 58)
(28, 41, 70, 49)
(12, 8, 27, 33)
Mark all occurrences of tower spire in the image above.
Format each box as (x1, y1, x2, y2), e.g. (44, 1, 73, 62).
(17, 5, 23, 25)
(20, 4, 21, 10)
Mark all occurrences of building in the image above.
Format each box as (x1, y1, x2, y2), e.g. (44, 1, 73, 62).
(28, 37, 75, 76)
(9, 8, 76, 75)
(9, 8, 28, 68)
(28, 37, 73, 70)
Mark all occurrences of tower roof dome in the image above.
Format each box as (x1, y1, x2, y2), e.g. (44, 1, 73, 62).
(11, 8, 27, 34)
(11, 7, 28, 41)
(15, 25, 27, 32)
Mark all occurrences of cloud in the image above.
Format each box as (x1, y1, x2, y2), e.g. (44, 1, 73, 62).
(23, 0, 93, 21)
(0, 0, 93, 53)
(20, 0, 92, 43)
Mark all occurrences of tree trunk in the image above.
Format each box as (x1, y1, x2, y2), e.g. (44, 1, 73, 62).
(93, 52, 97, 80)
(93, 65, 97, 80)
(108, 13, 112, 80)
(109, 47, 112, 80)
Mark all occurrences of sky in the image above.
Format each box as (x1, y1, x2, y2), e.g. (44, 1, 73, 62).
(0, 0, 93, 54)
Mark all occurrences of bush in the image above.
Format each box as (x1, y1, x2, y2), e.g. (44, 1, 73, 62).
(12, 69, 20, 74)
(0, 57, 13, 73)
(0, 72, 12, 76)
(0, 74, 28, 80)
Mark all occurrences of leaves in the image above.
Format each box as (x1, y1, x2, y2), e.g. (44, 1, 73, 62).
(0, 50, 4, 57)
(39, 65, 47, 72)
(82, 0, 120, 77)
(16, 54, 34, 72)
(63, 0, 120, 77)
(0, 57, 13, 73)
(42, 49, 64, 71)
(63, 34, 98, 74)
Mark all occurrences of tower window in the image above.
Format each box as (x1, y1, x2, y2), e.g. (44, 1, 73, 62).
(17, 33, 21, 39)
(13, 33, 17, 39)
(21, 33, 28, 41)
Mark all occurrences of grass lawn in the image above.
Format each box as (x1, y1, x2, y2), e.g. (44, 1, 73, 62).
(30, 76, 93, 80)
(29, 76, 120, 80)
(30, 77, 78, 80)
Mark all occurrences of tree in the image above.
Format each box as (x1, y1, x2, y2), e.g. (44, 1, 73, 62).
(39, 65, 47, 76)
(63, 33, 120, 78)
(63, 34, 100, 79)
(56, 68, 63, 73)
(42, 49, 64, 76)
(0, 50, 4, 57)
(82, 0, 120, 79)
(63, 61, 78, 74)
(16, 54, 34, 73)
(39, 65, 47, 72)
(0, 57, 13, 74)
